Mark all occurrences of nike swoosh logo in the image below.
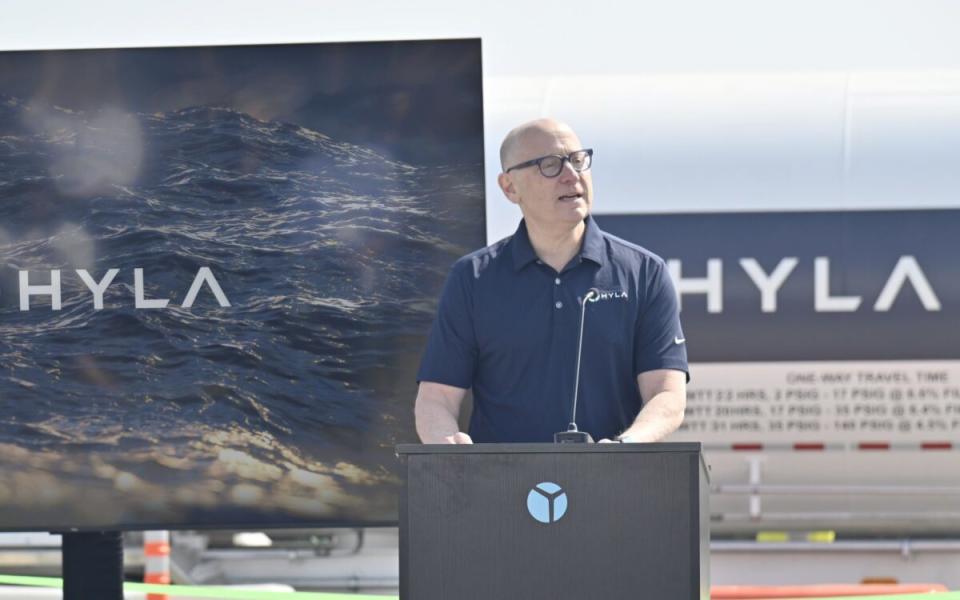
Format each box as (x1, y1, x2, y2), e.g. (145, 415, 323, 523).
(674, 336, 686, 345)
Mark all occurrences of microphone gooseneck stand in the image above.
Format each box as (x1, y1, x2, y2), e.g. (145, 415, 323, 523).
(554, 288, 599, 443)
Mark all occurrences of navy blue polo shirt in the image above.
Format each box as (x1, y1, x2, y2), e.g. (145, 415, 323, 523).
(417, 215, 688, 443)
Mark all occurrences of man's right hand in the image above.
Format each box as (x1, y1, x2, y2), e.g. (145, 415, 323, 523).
(442, 432, 474, 444)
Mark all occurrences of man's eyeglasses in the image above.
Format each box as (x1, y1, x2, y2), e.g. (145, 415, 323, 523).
(504, 149, 593, 178)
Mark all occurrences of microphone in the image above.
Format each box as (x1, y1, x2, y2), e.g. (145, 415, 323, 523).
(554, 288, 599, 443)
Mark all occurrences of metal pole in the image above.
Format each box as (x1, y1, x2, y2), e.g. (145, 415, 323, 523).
(62, 531, 124, 600)
(714, 483, 960, 495)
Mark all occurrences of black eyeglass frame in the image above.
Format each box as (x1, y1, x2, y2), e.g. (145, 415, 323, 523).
(504, 148, 594, 178)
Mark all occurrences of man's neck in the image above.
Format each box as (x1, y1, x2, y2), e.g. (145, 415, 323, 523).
(526, 218, 587, 273)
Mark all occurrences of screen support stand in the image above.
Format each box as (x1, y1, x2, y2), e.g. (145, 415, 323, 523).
(61, 531, 124, 600)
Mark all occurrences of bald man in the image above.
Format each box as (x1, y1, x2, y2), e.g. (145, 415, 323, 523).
(415, 119, 688, 444)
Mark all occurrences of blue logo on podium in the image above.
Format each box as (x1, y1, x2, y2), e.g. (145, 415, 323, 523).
(527, 482, 568, 524)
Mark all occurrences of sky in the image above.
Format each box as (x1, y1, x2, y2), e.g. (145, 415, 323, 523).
(3, 0, 959, 75)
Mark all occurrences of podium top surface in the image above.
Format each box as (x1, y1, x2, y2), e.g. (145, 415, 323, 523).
(396, 442, 709, 481)
(395, 442, 702, 455)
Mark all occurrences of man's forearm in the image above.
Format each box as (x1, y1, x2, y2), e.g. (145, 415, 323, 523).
(414, 398, 461, 444)
(620, 390, 685, 442)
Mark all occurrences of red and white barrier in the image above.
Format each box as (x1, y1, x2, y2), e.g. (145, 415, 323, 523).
(704, 441, 957, 452)
(143, 530, 171, 600)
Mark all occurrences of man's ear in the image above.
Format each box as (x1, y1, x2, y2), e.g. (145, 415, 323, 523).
(497, 172, 520, 205)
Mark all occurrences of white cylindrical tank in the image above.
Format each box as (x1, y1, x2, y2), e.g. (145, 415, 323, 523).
(484, 71, 960, 241)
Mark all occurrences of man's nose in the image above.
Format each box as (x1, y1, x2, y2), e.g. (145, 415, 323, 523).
(557, 159, 580, 183)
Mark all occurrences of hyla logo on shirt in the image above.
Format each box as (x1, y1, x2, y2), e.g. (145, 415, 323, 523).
(526, 482, 568, 524)
(589, 289, 628, 302)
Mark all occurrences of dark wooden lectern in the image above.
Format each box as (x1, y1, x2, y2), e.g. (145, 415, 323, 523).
(397, 443, 709, 600)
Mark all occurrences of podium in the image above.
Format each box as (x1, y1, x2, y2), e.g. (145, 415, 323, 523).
(396, 443, 709, 600)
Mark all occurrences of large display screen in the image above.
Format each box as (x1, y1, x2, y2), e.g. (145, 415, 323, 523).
(0, 40, 485, 530)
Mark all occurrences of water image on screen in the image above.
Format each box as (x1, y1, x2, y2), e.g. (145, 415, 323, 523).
(0, 40, 485, 530)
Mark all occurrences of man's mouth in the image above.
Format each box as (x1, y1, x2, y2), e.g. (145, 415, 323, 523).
(558, 193, 583, 202)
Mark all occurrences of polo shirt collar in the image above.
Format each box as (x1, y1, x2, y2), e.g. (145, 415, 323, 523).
(580, 214, 606, 266)
(510, 215, 606, 271)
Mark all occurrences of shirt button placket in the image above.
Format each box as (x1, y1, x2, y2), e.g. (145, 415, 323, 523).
(554, 275, 562, 309)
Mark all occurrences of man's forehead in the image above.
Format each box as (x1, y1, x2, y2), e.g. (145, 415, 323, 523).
(516, 125, 582, 156)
